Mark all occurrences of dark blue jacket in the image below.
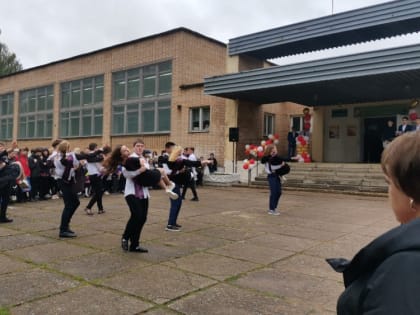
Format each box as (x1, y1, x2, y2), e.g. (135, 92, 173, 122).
(328, 218, 420, 314)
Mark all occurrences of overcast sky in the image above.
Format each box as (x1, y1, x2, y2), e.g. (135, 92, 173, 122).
(1, 0, 419, 69)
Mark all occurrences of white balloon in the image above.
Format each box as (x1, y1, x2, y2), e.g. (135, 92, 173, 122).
(268, 134, 274, 140)
(274, 139, 279, 145)
(245, 144, 250, 150)
(303, 136, 309, 142)
(257, 146, 263, 152)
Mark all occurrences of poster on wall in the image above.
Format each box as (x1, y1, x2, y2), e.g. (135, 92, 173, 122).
(347, 125, 357, 137)
(329, 125, 339, 139)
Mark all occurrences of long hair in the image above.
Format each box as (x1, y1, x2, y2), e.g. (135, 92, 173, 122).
(57, 140, 70, 156)
(263, 144, 276, 157)
(103, 145, 124, 174)
(169, 145, 183, 162)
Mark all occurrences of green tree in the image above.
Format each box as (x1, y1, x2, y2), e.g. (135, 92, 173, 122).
(0, 29, 23, 76)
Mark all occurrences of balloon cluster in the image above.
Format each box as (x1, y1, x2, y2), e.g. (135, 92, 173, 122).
(296, 135, 311, 163)
(409, 102, 418, 121)
(243, 134, 280, 169)
(303, 107, 311, 131)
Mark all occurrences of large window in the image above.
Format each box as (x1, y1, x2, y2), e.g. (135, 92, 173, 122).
(19, 86, 53, 139)
(60, 75, 104, 137)
(112, 61, 171, 135)
(190, 106, 210, 132)
(263, 113, 275, 136)
(0, 93, 14, 140)
(112, 100, 170, 134)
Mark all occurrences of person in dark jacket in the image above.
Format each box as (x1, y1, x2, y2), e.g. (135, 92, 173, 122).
(28, 148, 42, 201)
(327, 131, 420, 314)
(261, 144, 291, 216)
(165, 145, 212, 231)
(396, 116, 413, 135)
(0, 157, 23, 223)
(287, 128, 299, 158)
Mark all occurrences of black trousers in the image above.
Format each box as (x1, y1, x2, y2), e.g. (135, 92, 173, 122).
(39, 176, 51, 197)
(86, 175, 104, 210)
(0, 183, 11, 219)
(58, 179, 80, 232)
(182, 179, 198, 199)
(123, 195, 148, 250)
(30, 176, 40, 199)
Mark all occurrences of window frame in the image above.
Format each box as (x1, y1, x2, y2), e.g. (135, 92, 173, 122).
(60, 75, 104, 138)
(18, 86, 54, 139)
(263, 112, 275, 136)
(189, 106, 211, 133)
(0, 93, 14, 140)
(111, 61, 172, 135)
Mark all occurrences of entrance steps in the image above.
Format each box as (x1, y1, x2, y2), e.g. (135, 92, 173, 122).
(251, 163, 387, 195)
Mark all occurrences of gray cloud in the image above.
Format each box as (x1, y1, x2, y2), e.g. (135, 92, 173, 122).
(0, 0, 418, 69)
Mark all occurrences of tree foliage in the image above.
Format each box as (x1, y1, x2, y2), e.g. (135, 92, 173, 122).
(0, 29, 23, 77)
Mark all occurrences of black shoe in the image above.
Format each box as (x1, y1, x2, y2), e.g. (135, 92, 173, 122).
(0, 217, 13, 223)
(129, 246, 148, 253)
(175, 224, 182, 228)
(59, 231, 77, 238)
(165, 225, 181, 232)
(190, 197, 199, 201)
(121, 238, 129, 251)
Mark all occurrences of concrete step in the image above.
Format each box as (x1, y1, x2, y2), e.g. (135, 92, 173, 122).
(251, 163, 387, 194)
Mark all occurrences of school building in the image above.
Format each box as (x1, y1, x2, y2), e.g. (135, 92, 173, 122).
(0, 28, 304, 168)
(205, 0, 420, 164)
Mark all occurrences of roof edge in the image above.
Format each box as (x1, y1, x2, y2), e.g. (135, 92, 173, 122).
(0, 27, 226, 79)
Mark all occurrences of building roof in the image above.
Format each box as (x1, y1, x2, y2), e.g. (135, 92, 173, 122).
(0, 27, 226, 79)
(229, 0, 420, 59)
(204, 43, 420, 106)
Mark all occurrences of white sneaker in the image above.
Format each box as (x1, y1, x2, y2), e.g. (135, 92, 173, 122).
(168, 181, 176, 191)
(268, 210, 280, 216)
(51, 195, 59, 200)
(166, 190, 179, 200)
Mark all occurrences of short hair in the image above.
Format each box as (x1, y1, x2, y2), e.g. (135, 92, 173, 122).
(402, 116, 409, 120)
(382, 132, 420, 203)
(165, 141, 175, 149)
(88, 143, 97, 151)
(133, 139, 144, 147)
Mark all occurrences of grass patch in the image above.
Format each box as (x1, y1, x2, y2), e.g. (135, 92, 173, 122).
(0, 307, 10, 315)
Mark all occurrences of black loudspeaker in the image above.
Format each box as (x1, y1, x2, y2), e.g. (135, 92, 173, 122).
(229, 127, 239, 142)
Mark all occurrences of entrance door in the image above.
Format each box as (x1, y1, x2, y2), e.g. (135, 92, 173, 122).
(363, 117, 396, 163)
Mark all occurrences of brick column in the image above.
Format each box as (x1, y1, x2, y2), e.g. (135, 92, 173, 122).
(102, 72, 112, 146)
(12, 91, 19, 141)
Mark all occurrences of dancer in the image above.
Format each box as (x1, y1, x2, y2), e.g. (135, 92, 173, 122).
(165, 145, 212, 231)
(54, 140, 81, 238)
(83, 143, 106, 215)
(261, 144, 291, 216)
(0, 155, 24, 223)
(103, 140, 151, 252)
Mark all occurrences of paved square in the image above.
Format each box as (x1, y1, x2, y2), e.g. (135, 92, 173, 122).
(0, 187, 393, 314)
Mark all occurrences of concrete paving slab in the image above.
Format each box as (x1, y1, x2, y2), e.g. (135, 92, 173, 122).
(101, 264, 217, 304)
(169, 283, 302, 315)
(0, 233, 52, 251)
(0, 269, 79, 306)
(245, 233, 320, 253)
(233, 268, 342, 310)
(157, 232, 230, 252)
(68, 232, 122, 250)
(273, 254, 342, 281)
(164, 252, 259, 281)
(51, 251, 149, 281)
(196, 226, 264, 241)
(209, 242, 294, 265)
(0, 227, 21, 237)
(7, 241, 96, 264)
(0, 254, 32, 275)
(11, 285, 153, 315)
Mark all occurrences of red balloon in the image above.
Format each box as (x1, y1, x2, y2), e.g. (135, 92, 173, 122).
(409, 112, 418, 121)
(301, 140, 307, 146)
(265, 139, 272, 145)
(297, 135, 304, 142)
(304, 114, 311, 122)
(274, 134, 279, 139)
(304, 122, 311, 130)
(243, 164, 249, 170)
(257, 151, 264, 158)
(249, 159, 255, 165)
